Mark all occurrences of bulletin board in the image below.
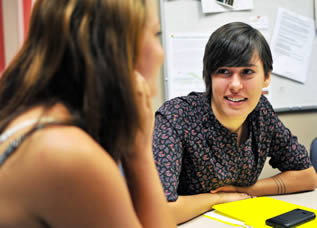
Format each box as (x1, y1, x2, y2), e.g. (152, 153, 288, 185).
(160, 0, 317, 112)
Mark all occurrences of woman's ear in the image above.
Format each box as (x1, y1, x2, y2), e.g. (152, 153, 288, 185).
(264, 72, 271, 88)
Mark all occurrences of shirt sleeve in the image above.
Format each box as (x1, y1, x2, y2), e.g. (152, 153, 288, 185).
(153, 108, 184, 202)
(266, 102, 312, 171)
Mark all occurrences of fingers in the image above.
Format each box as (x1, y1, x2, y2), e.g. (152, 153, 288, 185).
(135, 71, 147, 97)
(134, 71, 154, 132)
(135, 71, 152, 108)
(240, 193, 252, 199)
(210, 186, 256, 199)
(210, 187, 224, 194)
(241, 193, 257, 200)
(234, 191, 256, 200)
(210, 186, 235, 194)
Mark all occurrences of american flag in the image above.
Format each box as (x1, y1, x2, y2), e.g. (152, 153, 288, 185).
(0, 0, 33, 75)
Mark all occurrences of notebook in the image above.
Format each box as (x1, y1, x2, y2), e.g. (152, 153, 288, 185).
(203, 197, 317, 227)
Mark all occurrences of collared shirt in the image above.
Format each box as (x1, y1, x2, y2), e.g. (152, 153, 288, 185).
(153, 92, 312, 201)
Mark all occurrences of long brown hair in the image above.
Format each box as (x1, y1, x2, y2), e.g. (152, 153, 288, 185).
(0, 0, 147, 161)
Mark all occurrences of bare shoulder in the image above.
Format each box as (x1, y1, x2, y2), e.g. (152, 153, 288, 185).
(25, 125, 120, 185)
(28, 124, 112, 167)
(24, 124, 120, 189)
(21, 125, 139, 227)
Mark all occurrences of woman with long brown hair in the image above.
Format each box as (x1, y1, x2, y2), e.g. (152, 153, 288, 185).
(0, 0, 175, 227)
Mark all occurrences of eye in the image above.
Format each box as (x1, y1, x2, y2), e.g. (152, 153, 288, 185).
(155, 31, 162, 37)
(242, 69, 254, 75)
(216, 68, 230, 75)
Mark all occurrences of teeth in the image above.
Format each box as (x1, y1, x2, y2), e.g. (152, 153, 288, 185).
(227, 97, 246, 102)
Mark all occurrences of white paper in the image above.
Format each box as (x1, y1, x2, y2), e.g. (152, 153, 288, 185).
(204, 210, 252, 228)
(201, 0, 253, 14)
(270, 8, 315, 83)
(166, 35, 208, 99)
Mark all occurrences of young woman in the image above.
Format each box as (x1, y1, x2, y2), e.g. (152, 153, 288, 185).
(153, 22, 317, 224)
(0, 0, 175, 227)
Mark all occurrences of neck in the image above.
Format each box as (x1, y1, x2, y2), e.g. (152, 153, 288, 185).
(220, 118, 245, 133)
(211, 102, 248, 144)
(212, 109, 247, 133)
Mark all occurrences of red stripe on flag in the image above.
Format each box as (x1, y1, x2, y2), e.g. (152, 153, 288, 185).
(0, 0, 5, 74)
(23, 0, 33, 38)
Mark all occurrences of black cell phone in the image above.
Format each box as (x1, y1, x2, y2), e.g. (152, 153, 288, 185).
(266, 208, 316, 228)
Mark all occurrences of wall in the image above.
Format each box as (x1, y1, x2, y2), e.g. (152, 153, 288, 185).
(3, 0, 20, 65)
(3, 0, 317, 153)
(279, 112, 317, 152)
(154, 0, 317, 159)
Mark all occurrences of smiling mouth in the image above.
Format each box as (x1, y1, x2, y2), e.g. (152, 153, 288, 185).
(224, 96, 248, 102)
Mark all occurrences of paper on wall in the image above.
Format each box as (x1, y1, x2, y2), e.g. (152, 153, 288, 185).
(270, 8, 315, 83)
(166, 34, 208, 100)
(201, 0, 253, 14)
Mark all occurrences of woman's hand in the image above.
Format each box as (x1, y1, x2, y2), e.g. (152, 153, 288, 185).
(135, 71, 154, 135)
(211, 191, 253, 205)
(120, 73, 176, 228)
(211, 185, 240, 193)
(129, 71, 154, 160)
(211, 185, 255, 197)
(169, 192, 252, 224)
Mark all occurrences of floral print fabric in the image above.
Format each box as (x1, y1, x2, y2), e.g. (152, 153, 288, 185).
(153, 92, 312, 201)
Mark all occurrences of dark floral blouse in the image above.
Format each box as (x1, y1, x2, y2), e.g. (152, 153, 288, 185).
(153, 92, 312, 202)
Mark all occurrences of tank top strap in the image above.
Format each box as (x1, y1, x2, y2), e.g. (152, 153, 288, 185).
(0, 121, 72, 166)
(0, 117, 56, 144)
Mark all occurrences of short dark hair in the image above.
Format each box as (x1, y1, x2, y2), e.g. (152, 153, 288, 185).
(203, 22, 273, 97)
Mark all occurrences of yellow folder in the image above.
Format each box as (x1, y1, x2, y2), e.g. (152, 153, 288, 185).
(207, 197, 317, 227)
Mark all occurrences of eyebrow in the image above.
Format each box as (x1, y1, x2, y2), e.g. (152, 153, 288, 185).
(220, 64, 257, 68)
(245, 64, 257, 67)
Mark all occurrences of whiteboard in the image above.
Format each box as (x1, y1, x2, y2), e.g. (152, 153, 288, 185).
(160, 0, 317, 112)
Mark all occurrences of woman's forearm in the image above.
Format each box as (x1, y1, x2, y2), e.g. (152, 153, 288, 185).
(169, 192, 251, 224)
(122, 149, 176, 228)
(169, 194, 217, 224)
(245, 167, 317, 196)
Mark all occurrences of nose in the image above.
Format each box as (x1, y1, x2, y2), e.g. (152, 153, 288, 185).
(229, 73, 243, 92)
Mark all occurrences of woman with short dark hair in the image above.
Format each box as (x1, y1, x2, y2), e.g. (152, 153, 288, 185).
(153, 22, 317, 224)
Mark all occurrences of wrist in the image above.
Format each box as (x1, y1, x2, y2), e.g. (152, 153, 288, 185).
(121, 148, 155, 169)
(124, 144, 153, 161)
(213, 192, 225, 205)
